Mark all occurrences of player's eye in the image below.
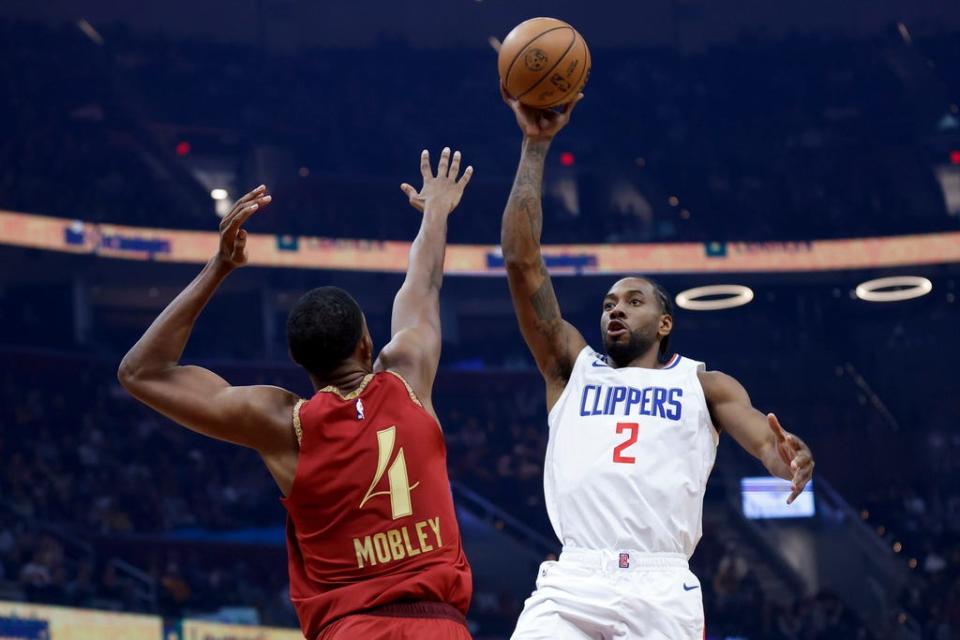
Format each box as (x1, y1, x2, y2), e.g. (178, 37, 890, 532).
(603, 302, 614, 311)
(631, 299, 642, 306)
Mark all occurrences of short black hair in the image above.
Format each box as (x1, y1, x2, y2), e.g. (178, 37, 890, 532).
(287, 287, 364, 376)
(629, 276, 674, 362)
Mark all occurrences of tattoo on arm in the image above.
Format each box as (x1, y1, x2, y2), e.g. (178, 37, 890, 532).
(502, 140, 578, 382)
(502, 140, 549, 259)
(529, 265, 561, 326)
(522, 196, 543, 239)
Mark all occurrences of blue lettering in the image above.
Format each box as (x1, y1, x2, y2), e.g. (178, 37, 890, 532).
(580, 385, 595, 417)
(591, 385, 604, 415)
(652, 387, 667, 418)
(666, 388, 683, 420)
(625, 387, 642, 415)
(582, 385, 684, 421)
(610, 387, 628, 415)
(601, 386, 612, 415)
(639, 388, 652, 416)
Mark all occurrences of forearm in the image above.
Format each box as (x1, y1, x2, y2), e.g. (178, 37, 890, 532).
(119, 256, 233, 378)
(501, 137, 550, 264)
(402, 207, 449, 294)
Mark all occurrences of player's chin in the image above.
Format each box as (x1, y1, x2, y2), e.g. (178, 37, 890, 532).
(602, 334, 627, 356)
(603, 330, 627, 346)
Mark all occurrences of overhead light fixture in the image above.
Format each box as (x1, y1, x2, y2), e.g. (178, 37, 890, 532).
(855, 276, 932, 302)
(675, 284, 754, 311)
(210, 189, 229, 201)
(76, 19, 104, 46)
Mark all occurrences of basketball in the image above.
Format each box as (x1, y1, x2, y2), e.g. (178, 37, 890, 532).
(498, 17, 591, 109)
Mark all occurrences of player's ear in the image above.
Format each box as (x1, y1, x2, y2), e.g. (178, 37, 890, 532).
(658, 313, 673, 340)
(356, 316, 374, 366)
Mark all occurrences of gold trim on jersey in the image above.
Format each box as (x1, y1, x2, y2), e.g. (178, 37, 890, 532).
(292, 398, 305, 447)
(318, 373, 375, 400)
(385, 370, 424, 408)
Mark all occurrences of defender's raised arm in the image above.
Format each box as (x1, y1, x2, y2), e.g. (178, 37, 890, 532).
(117, 187, 299, 484)
(375, 147, 473, 417)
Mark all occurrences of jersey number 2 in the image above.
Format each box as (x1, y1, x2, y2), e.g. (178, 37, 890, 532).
(613, 422, 639, 464)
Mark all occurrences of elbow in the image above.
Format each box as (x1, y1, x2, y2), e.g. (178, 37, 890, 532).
(117, 356, 152, 394)
(503, 256, 541, 277)
(117, 358, 138, 390)
(500, 239, 526, 264)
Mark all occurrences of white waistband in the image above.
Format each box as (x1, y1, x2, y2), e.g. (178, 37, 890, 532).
(560, 548, 689, 571)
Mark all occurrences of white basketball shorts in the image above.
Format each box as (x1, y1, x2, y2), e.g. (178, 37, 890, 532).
(511, 549, 705, 640)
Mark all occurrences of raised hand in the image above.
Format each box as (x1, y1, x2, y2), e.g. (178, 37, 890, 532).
(217, 185, 271, 268)
(401, 147, 474, 215)
(768, 413, 815, 505)
(501, 84, 583, 141)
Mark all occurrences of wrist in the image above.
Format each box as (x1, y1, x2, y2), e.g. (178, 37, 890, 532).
(522, 136, 553, 152)
(210, 254, 238, 276)
(422, 202, 453, 219)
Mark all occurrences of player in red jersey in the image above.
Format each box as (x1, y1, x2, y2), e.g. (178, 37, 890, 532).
(119, 147, 475, 640)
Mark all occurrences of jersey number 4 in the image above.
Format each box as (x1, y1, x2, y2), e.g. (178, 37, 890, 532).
(613, 422, 639, 464)
(360, 426, 420, 519)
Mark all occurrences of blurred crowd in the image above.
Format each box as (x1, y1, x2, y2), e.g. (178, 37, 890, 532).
(1, 19, 957, 245)
(0, 347, 904, 638)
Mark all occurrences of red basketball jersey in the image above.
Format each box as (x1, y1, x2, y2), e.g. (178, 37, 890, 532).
(281, 371, 472, 638)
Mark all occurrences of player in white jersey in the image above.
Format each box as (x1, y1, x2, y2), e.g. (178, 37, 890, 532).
(498, 88, 815, 639)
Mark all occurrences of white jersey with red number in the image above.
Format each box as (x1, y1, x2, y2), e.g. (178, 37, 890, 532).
(544, 346, 718, 557)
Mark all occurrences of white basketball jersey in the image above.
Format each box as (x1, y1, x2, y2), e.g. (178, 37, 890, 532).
(544, 347, 718, 557)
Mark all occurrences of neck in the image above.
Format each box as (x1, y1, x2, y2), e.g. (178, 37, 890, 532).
(611, 344, 663, 370)
(310, 361, 372, 393)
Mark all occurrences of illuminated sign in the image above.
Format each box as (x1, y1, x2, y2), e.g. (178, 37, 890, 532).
(0, 601, 160, 640)
(2, 210, 958, 274)
(180, 620, 305, 640)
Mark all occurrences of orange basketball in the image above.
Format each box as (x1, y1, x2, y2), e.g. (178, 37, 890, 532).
(498, 17, 591, 109)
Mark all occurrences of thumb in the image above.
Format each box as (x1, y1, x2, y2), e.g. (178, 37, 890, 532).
(233, 230, 247, 259)
(400, 183, 417, 199)
(767, 413, 787, 442)
(563, 93, 585, 115)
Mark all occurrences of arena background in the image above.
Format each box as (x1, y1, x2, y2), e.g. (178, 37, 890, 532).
(1, 1, 959, 638)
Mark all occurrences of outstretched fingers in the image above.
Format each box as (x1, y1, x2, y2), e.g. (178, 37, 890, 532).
(448, 150, 461, 180)
(458, 165, 474, 187)
(227, 196, 270, 234)
(436, 147, 451, 178)
(420, 149, 432, 180)
(786, 444, 814, 504)
(221, 187, 270, 247)
(236, 184, 265, 207)
(221, 186, 262, 228)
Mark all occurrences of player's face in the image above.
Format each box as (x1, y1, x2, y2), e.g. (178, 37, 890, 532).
(600, 278, 665, 366)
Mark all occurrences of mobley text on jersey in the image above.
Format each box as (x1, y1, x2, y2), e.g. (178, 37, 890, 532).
(353, 516, 443, 569)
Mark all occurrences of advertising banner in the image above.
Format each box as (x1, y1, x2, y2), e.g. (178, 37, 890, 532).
(2, 209, 958, 274)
